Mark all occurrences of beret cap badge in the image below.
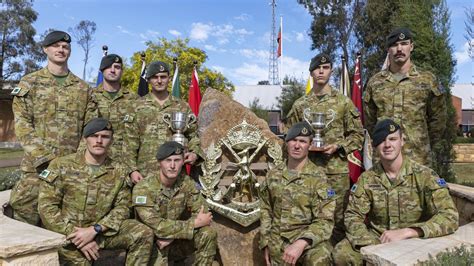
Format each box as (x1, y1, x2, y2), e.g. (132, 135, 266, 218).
(159, 65, 165, 71)
(399, 33, 405, 40)
(321, 56, 327, 63)
(301, 127, 308, 134)
(114, 57, 120, 62)
(389, 124, 396, 132)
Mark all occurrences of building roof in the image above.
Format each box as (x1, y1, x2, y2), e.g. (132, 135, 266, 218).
(232, 85, 285, 109)
(451, 83, 473, 109)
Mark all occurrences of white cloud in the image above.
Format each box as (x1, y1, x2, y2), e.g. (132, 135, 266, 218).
(239, 49, 268, 63)
(168, 29, 182, 37)
(190, 22, 253, 44)
(231, 63, 268, 85)
(455, 42, 472, 65)
(295, 32, 305, 42)
(234, 13, 251, 21)
(280, 56, 311, 81)
(117, 25, 133, 35)
(139, 30, 160, 41)
(190, 22, 212, 41)
(204, 45, 226, 53)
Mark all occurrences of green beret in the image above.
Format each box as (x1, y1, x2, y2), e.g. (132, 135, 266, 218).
(42, 30, 71, 47)
(146, 61, 169, 79)
(285, 122, 314, 142)
(309, 53, 332, 72)
(100, 54, 123, 71)
(372, 119, 401, 147)
(83, 118, 113, 138)
(156, 141, 184, 160)
(386, 27, 412, 47)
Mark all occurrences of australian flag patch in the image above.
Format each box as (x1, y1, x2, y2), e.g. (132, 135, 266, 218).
(436, 178, 447, 187)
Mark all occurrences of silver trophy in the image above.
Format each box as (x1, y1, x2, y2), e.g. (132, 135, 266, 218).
(163, 111, 197, 147)
(303, 108, 335, 149)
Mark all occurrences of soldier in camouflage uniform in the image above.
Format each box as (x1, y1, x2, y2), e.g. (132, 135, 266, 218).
(286, 54, 364, 245)
(333, 119, 459, 265)
(364, 27, 447, 167)
(93, 54, 138, 164)
(38, 118, 154, 265)
(133, 141, 217, 265)
(123, 61, 200, 184)
(260, 122, 336, 265)
(9, 30, 98, 225)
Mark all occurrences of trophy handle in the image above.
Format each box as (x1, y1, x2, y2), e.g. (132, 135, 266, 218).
(186, 113, 197, 129)
(162, 113, 171, 127)
(303, 108, 312, 125)
(326, 109, 336, 127)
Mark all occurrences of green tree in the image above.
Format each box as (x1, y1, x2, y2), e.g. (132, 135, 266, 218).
(121, 38, 234, 98)
(249, 98, 269, 122)
(276, 76, 305, 118)
(69, 20, 97, 81)
(0, 0, 45, 85)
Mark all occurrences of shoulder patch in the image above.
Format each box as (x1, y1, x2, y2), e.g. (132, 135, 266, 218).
(11, 87, 21, 95)
(123, 114, 134, 122)
(38, 169, 58, 183)
(436, 178, 447, 188)
(135, 196, 147, 204)
(327, 188, 336, 198)
(350, 184, 358, 193)
(39, 169, 50, 179)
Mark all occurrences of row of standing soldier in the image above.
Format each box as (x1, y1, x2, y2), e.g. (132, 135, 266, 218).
(8, 27, 458, 265)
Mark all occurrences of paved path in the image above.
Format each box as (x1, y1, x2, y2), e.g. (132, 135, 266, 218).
(0, 158, 21, 168)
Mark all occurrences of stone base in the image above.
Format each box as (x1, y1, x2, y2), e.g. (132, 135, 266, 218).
(0, 249, 59, 266)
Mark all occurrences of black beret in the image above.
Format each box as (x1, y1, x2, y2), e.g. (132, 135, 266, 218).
(42, 30, 71, 47)
(309, 53, 332, 72)
(285, 122, 314, 142)
(83, 118, 113, 138)
(146, 61, 169, 79)
(372, 119, 401, 147)
(156, 141, 184, 160)
(386, 27, 412, 47)
(100, 54, 123, 71)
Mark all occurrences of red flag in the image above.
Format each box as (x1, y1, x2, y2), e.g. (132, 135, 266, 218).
(277, 26, 282, 57)
(348, 54, 364, 184)
(188, 67, 202, 115)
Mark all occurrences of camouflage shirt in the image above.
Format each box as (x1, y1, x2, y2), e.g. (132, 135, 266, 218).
(259, 160, 336, 249)
(132, 172, 205, 240)
(93, 85, 139, 161)
(12, 68, 98, 172)
(286, 87, 364, 174)
(123, 94, 200, 177)
(345, 158, 459, 248)
(364, 64, 447, 166)
(38, 152, 131, 237)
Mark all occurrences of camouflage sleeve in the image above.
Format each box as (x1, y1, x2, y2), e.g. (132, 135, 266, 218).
(133, 183, 194, 240)
(122, 112, 140, 175)
(12, 84, 55, 170)
(97, 179, 132, 236)
(345, 178, 380, 248)
(38, 159, 75, 236)
(363, 82, 377, 136)
(84, 87, 99, 125)
(339, 99, 364, 155)
(258, 178, 272, 249)
(296, 181, 336, 248)
(426, 78, 447, 147)
(410, 173, 458, 238)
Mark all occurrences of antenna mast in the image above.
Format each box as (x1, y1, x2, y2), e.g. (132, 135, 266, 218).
(268, 0, 280, 85)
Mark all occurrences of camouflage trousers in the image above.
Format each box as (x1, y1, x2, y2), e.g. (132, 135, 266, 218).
(59, 219, 154, 266)
(150, 226, 217, 266)
(332, 238, 363, 266)
(10, 172, 41, 225)
(327, 173, 350, 246)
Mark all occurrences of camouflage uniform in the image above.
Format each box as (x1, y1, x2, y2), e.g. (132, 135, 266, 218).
(333, 158, 459, 265)
(93, 84, 138, 161)
(363, 64, 447, 166)
(38, 152, 154, 266)
(286, 87, 364, 244)
(10, 68, 98, 225)
(123, 94, 200, 178)
(259, 160, 336, 265)
(133, 172, 217, 265)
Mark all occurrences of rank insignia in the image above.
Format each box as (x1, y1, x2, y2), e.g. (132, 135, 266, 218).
(135, 196, 147, 204)
(39, 170, 51, 179)
(436, 178, 447, 187)
(11, 87, 21, 95)
(123, 114, 133, 122)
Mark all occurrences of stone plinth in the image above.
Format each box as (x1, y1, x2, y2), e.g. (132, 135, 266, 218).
(361, 222, 474, 265)
(449, 182, 474, 225)
(0, 190, 66, 265)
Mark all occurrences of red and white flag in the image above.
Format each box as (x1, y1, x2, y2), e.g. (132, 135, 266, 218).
(348, 54, 364, 183)
(188, 67, 202, 116)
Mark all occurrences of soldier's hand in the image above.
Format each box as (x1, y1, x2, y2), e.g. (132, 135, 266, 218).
(67, 226, 97, 249)
(263, 247, 272, 266)
(322, 144, 339, 155)
(380, 228, 420, 243)
(80, 241, 100, 261)
(282, 239, 308, 265)
(130, 171, 144, 184)
(194, 205, 213, 228)
(156, 239, 174, 250)
(184, 152, 198, 165)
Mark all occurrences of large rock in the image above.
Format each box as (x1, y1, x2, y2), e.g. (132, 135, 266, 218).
(198, 88, 283, 265)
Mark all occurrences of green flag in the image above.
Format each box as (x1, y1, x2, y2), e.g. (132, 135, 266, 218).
(171, 64, 180, 98)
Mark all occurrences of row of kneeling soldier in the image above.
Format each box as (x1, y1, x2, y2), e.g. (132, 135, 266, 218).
(8, 27, 459, 266)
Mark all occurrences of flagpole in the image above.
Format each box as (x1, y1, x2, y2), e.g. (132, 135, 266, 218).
(280, 16, 283, 85)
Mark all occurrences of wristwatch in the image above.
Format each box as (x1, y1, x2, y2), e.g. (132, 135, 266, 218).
(93, 224, 102, 234)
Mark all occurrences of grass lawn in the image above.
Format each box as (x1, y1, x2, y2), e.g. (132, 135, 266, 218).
(451, 163, 474, 187)
(0, 148, 23, 160)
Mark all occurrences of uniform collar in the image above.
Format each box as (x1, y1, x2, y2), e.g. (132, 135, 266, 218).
(381, 64, 420, 80)
(74, 151, 114, 178)
(282, 159, 317, 183)
(155, 171, 186, 197)
(373, 158, 412, 188)
(38, 67, 82, 87)
(144, 93, 180, 108)
(96, 83, 129, 99)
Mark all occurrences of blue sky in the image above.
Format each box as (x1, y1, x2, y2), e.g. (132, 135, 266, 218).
(30, 0, 472, 86)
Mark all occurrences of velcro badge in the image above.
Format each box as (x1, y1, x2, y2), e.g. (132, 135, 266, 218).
(123, 114, 134, 122)
(38, 169, 58, 183)
(135, 196, 147, 204)
(39, 169, 50, 179)
(327, 188, 336, 198)
(11, 87, 21, 95)
(350, 184, 358, 193)
(436, 178, 447, 188)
